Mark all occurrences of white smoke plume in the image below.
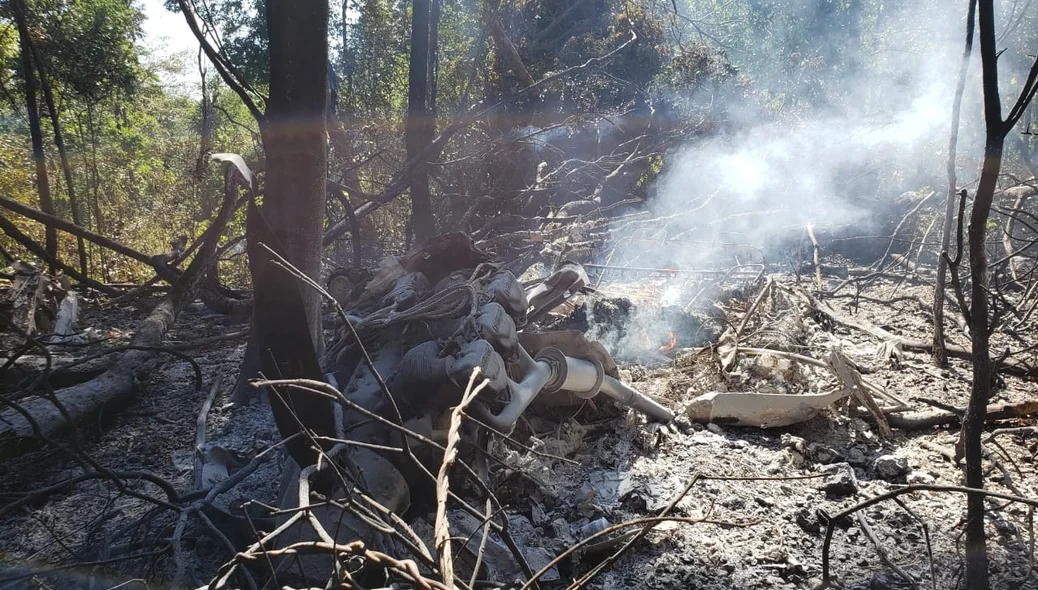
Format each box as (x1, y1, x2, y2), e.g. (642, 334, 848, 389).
(623, 1, 992, 271)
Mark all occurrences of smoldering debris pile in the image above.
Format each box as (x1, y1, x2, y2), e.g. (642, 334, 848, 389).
(546, 296, 720, 366)
(193, 229, 1038, 589)
(4, 203, 1038, 590)
(195, 233, 676, 587)
(203, 219, 1036, 588)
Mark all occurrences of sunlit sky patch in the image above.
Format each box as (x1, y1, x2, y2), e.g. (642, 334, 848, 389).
(138, 0, 200, 94)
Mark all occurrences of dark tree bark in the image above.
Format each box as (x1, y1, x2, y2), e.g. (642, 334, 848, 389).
(964, 129, 998, 590)
(407, 0, 436, 243)
(26, 31, 88, 276)
(933, 0, 976, 367)
(263, 0, 329, 344)
(428, 0, 441, 115)
(233, 0, 329, 404)
(964, 1, 1038, 587)
(12, 0, 58, 269)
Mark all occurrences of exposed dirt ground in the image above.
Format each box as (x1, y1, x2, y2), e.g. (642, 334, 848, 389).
(2, 268, 1038, 590)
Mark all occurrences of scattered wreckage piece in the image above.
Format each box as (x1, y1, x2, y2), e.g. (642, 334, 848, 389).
(2, 260, 63, 336)
(685, 390, 850, 429)
(678, 276, 919, 431)
(525, 261, 589, 324)
(46, 291, 78, 343)
(684, 344, 906, 430)
(248, 236, 672, 587)
(510, 330, 674, 424)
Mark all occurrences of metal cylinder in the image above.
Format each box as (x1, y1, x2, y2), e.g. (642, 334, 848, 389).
(560, 356, 604, 399)
(599, 376, 675, 423)
(471, 347, 674, 431)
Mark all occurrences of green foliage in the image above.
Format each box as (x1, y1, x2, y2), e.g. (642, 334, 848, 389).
(0, 10, 259, 282)
(197, 0, 269, 86)
(338, 0, 410, 118)
(32, 0, 143, 102)
(2, 0, 1035, 286)
(486, 0, 670, 115)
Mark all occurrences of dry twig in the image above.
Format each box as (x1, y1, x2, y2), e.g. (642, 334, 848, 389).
(434, 369, 491, 588)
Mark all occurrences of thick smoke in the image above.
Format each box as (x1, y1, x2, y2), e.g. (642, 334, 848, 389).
(621, 1, 984, 271)
(581, 2, 999, 355)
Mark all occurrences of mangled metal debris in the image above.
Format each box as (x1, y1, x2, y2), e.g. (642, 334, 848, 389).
(319, 236, 672, 440)
(684, 389, 850, 429)
(254, 234, 673, 585)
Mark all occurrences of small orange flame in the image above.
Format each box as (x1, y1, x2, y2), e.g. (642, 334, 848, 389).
(658, 330, 677, 352)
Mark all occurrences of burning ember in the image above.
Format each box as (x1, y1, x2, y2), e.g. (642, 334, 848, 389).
(658, 330, 677, 352)
(547, 290, 717, 362)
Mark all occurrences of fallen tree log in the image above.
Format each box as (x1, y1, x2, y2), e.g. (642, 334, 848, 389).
(0, 195, 164, 270)
(0, 214, 118, 296)
(0, 172, 239, 457)
(885, 398, 1038, 431)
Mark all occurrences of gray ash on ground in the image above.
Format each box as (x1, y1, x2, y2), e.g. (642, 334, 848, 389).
(1, 274, 1038, 589)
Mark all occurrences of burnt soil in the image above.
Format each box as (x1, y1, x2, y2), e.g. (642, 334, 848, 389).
(2, 272, 1038, 590)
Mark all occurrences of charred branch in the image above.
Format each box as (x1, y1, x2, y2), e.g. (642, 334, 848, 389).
(0, 214, 117, 296)
(0, 165, 240, 455)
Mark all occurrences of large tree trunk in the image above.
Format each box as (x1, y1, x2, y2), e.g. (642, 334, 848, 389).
(263, 0, 329, 345)
(406, 0, 436, 244)
(959, 0, 1038, 584)
(12, 0, 58, 269)
(963, 2, 1001, 587)
(233, 0, 329, 404)
(428, 0, 441, 115)
(964, 143, 998, 590)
